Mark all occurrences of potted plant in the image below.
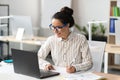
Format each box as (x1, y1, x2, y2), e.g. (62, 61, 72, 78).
(74, 23, 107, 42)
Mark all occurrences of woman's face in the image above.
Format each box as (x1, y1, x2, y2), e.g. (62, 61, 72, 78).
(51, 18, 70, 39)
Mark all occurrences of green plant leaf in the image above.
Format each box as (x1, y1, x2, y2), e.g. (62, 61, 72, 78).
(74, 24, 82, 31)
(99, 23, 106, 35)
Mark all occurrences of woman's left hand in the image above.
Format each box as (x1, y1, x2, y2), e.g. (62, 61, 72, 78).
(66, 66, 76, 73)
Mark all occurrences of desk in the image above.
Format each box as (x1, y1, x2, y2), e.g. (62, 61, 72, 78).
(0, 36, 46, 59)
(0, 62, 120, 80)
(0, 36, 46, 45)
(0, 36, 46, 50)
(104, 44, 120, 73)
(94, 72, 120, 80)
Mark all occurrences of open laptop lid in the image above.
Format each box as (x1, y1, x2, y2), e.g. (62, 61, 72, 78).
(11, 48, 60, 79)
(11, 48, 40, 78)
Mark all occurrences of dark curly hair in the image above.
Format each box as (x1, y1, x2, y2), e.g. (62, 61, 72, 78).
(52, 6, 74, 28)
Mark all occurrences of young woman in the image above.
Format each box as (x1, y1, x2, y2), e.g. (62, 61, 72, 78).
(38, 6, 93, 73)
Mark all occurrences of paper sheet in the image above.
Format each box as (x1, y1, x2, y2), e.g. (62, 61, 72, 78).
(53, 66, 104, 80)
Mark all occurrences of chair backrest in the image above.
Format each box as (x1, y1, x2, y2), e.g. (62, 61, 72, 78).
(88, 41, 106, 72)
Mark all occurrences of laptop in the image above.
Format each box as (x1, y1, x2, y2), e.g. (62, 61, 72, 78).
(11, 48, 60, 79)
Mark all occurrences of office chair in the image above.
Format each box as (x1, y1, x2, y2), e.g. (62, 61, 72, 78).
(88, 41, 106, 72)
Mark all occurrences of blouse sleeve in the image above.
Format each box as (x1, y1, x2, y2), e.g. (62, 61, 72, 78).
(73, 35, 93, 72)
(37, 37, 52, 68)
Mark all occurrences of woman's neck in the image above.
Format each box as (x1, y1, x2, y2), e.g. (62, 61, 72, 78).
(62, 31, 71, 40)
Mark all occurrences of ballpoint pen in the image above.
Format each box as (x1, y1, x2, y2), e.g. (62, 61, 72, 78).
(70, 61, 73, 66)
(69, 58, 75, 66)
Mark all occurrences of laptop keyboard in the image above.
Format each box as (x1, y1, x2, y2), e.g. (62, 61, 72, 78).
(40, 69, 53, 76)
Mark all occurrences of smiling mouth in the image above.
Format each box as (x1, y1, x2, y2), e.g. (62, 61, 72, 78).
(56, 33, 61, 36)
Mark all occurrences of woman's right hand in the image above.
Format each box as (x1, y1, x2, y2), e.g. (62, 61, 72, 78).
(44, 64, 55, 71)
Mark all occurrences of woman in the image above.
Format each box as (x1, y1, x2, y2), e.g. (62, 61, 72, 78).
(38, 6, 93, 73)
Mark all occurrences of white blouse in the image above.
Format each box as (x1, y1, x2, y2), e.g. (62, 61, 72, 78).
(38, 32, 93, 72)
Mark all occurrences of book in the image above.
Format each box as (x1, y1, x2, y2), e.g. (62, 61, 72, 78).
(109, 18, 118, 33)
(110, 7, 113, 16)
(114, 6, 120, 16)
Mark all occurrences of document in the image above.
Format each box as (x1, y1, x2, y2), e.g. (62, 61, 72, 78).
(53, 66, 105, 80)
(63, 72, 106, 80)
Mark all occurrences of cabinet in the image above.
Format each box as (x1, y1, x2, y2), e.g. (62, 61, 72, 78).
(108, 0, 120, 69)
(0, 4, 11, 60)
(0, 4, 10, 35)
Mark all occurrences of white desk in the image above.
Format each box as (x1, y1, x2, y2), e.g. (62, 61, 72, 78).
(0, 36, 46, 45)
(0, 62, 120, 80)
(0, 62, 63, 80)
(0, 36, 46, 59)
(0, 36, 46, 50)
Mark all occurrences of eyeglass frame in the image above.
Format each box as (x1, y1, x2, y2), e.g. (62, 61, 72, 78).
(49, 23, 67, 30)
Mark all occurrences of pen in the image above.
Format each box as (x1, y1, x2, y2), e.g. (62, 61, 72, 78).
(70, 61, 73, 66)
(69, 58, 75, 66)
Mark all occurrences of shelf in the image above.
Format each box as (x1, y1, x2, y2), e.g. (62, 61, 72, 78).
(109, 64, 120, 69)
(0, 16, 12, 19)
(109, 33, 115, 35)
(110, 0, 117, 1)
(0, 24, 7, 27)
(0, 4, 10, 60)
(110, 1, 117, 7)
(110, 16, 120, 20)
(108, 0, 120, 71)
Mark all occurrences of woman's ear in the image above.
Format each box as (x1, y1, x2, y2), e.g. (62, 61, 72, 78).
(67, 23, 70, 27)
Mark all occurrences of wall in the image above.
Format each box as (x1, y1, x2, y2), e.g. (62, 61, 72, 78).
(73, 0, 110, 26)
(0, 0, 40, 36)
(0, 0, 110, 37)
(72, 0, 110, 34)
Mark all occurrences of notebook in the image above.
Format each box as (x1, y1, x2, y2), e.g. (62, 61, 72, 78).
(11, 48, 60, 79)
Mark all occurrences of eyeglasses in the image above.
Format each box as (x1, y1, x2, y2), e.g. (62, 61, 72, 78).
(49, 23, 67, 30)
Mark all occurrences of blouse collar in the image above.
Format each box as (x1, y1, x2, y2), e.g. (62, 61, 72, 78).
(57, 31, 75, 41)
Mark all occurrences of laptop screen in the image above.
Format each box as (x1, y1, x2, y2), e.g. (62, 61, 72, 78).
(11, 49, 40, 78)
(11, 49, 60, 79)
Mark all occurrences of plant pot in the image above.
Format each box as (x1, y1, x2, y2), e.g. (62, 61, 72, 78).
(85, 35, 107, 42)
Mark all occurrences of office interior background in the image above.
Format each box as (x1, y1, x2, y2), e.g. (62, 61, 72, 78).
(0, 0, 109, 36)
(0, 0, 120, 75)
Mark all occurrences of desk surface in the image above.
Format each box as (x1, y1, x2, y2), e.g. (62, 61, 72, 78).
(94, 72, 120, 80)
(0, 36, 47, 45)
(104, 44, 120, 73)
(0, 62, 120, 80)
(105, 44, 120, 54)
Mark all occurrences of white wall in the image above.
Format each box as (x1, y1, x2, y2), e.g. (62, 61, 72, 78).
(0, 0, 40, 36)
(0, 0, 110, 36)
(72, 0, 110, 34)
